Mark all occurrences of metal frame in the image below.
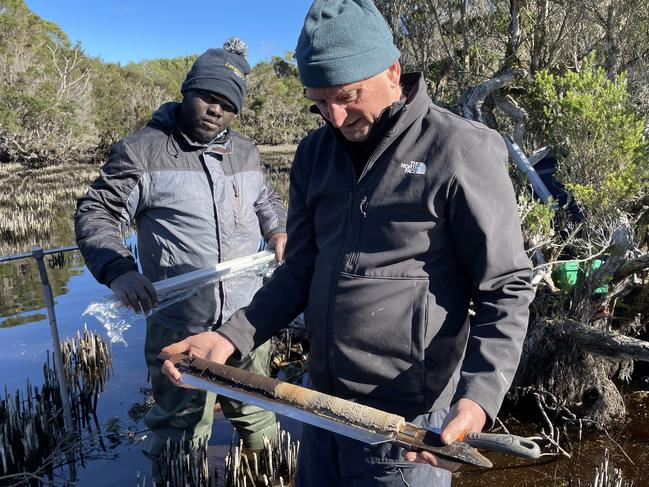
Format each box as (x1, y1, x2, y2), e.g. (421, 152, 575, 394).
(1, 245, 79, 437)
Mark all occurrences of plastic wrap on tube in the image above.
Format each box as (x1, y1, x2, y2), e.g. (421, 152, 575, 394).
(83, 251, 278, 346)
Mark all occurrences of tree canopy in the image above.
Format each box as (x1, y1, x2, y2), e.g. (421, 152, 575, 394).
(0, 0, 317, 166)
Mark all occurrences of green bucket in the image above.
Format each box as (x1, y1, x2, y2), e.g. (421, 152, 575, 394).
(551, 259, 608, 294)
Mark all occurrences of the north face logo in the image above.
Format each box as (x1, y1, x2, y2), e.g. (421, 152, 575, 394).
(400, 161, 426, 175)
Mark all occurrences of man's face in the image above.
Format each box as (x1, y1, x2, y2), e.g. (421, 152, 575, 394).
(305, 61, 402, 142)
(180, 89, 237, 143)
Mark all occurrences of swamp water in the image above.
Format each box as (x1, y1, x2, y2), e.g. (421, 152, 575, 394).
(1, 226, 648, 486)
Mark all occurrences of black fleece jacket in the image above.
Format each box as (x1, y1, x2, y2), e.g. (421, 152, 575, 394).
(219, 73, 534, 421)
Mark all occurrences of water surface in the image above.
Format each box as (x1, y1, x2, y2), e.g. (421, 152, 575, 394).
(1, 235, 647, 486)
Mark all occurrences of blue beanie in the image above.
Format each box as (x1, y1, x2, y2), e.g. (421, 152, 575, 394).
(181, 37, 251, 113)
(295, 0, 400, 88)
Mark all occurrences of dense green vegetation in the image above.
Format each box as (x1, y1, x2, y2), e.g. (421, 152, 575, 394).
(0, 0, 312, 253)
(0, 0, 318, 169)
(1, 0, 649, 432)
(236, 54, 319, 145)
(374, 0, 649, 428)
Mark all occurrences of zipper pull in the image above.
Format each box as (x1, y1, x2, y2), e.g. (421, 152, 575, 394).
(359, 196, 368, 218)
(232, 180, 241, 226)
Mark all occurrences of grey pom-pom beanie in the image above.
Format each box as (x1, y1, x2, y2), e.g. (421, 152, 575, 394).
(295, 0, 400, 88)
(181, 37, 251, 113)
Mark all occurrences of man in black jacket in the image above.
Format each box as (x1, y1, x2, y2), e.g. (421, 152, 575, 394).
(76, 39, 286, 468)
(161, 2, 534, 485)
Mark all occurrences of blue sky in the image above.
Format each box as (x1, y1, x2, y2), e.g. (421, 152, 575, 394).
(24, 0, 313, 66)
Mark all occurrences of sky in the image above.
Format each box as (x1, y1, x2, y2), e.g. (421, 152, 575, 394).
(24, 0, 313, 66)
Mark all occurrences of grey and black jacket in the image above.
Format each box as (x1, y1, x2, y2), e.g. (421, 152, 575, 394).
(219, 72, 535, 421)
(75, 102, 287, 333)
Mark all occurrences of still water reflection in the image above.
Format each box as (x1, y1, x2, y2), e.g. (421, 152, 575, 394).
(0, 241, 153, 484)
(0, 234, 236, 485)
(1, 233, 648, 486)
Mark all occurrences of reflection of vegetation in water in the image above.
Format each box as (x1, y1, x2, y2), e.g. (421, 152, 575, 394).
(0, 261, 40, 317)
(81, 396, 150, 452)
(0, 251, 85, 319)
(0, 312, 47, 328)
(104, 417, 124, 449)
(0, 162, 97, 255)
(127, 387, 155, 423)
(0, 161, 94, 319)
(0, 366, 65, 479)
(0, 328, 113, 483)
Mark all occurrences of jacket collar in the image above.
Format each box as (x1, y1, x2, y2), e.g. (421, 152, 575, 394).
(178, 128, 233, 156)
(311, 72, 431, 180)
(148, 102, 234, 156)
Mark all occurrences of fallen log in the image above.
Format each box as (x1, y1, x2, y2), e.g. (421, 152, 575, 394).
(559, 318, 649, 362)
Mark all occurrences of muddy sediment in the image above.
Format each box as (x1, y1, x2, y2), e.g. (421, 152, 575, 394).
(274, 381, 406, 433)
(182, 355, 406, 434)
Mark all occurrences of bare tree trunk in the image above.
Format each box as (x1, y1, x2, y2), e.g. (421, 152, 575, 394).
(507, 0, 522, 60)
(530, 0, 549, 72)
(604, 4, 619, 78)
(459, 68, 522, 122)
(492, 92, 527, 146)
(613, 254, 649, 283)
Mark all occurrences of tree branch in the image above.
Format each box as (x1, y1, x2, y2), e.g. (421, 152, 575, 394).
(460, 68, 524, 121)
(560, 319, 649, 362)
(613, 253, 649, 283)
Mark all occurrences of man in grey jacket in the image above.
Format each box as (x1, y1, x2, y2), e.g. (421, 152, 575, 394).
(75, 40, 287, 466)
(161, 2, 535, 485)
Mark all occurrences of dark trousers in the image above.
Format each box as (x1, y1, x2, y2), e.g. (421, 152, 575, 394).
(295, 408, 452, 487)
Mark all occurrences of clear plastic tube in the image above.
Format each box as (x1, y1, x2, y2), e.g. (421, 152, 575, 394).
(83, 251, 278, 345)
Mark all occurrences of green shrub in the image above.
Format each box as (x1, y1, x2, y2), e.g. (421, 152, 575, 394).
(531, 59, 648, 216)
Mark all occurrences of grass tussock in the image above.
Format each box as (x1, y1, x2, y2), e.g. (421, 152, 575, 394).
(0, 163, 98, 255)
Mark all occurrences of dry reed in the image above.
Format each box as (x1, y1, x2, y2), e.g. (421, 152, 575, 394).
(0, 328, 112, 485)
(0, 162, 97, 255)
(223, 426, 299, 487)
(587, 449, 633, 487)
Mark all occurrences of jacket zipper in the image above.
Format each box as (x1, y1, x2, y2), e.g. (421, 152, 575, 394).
(200, 150, 223, 323)
(324, 126, 394, 386)
(347, 130, 391, 266)
(319, 98, 408, 389)
(326, 169, 357, 385)
(349, 195, 368, 268)
(358, 129, 394, 181)
(359, 195, 368, 218)
(232, 180, 241, 226)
